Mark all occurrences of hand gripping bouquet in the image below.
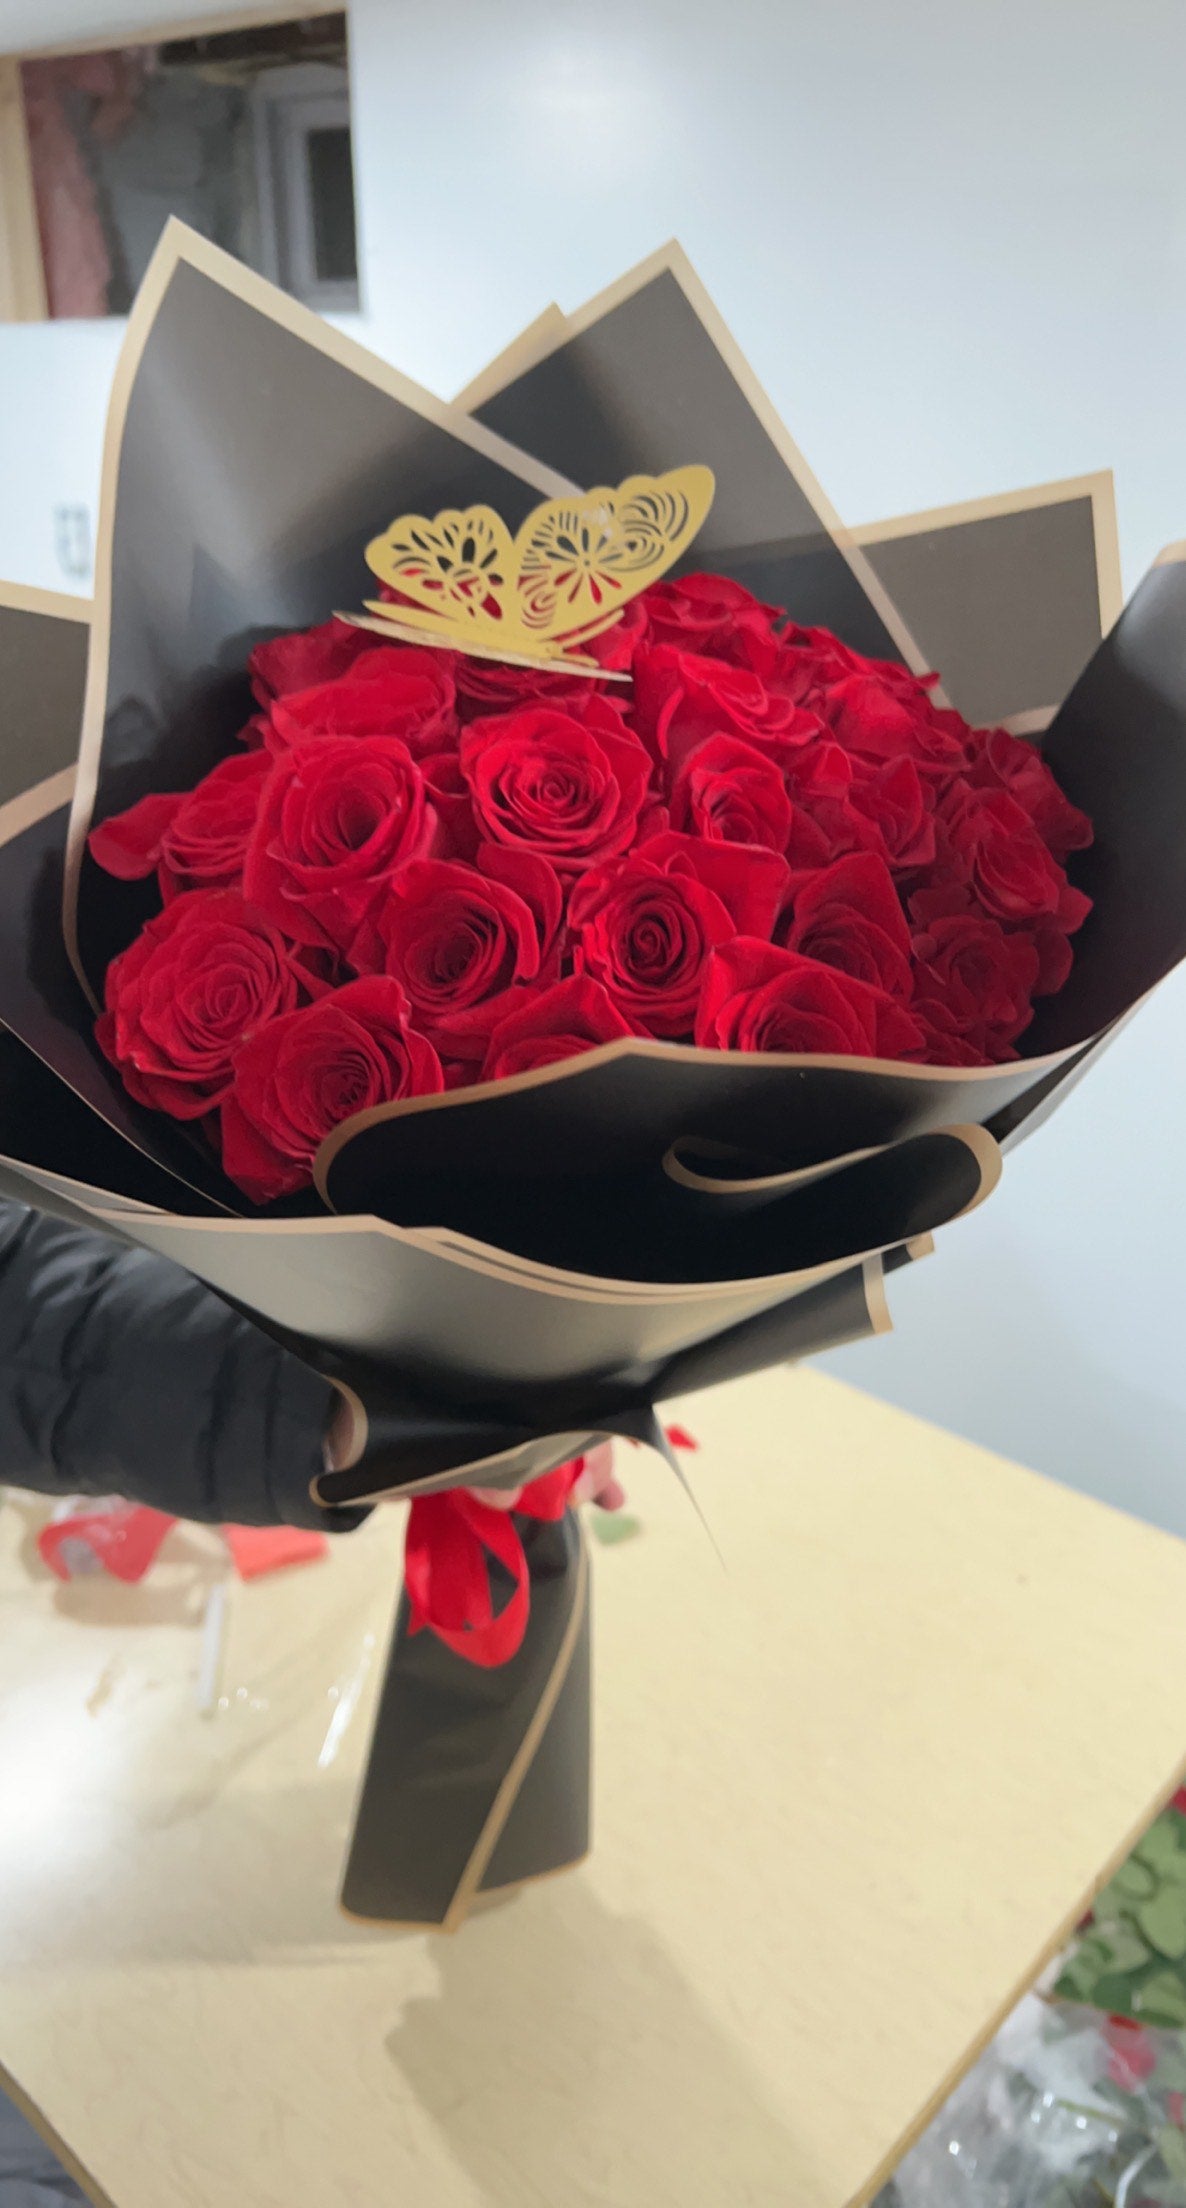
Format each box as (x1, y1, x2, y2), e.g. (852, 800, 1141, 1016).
(1, 224, 1184, 1929)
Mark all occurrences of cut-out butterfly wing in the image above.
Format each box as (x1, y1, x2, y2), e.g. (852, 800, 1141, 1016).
(359, 465, 714, 668)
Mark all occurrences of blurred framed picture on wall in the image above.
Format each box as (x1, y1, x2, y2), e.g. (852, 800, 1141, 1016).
(0, 6, 360, 322)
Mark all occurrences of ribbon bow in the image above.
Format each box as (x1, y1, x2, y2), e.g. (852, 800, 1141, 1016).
(403, 1459, 584, 1669)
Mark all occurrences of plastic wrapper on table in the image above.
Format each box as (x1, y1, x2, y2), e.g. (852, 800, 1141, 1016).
(878, 1993, 1186, 2207)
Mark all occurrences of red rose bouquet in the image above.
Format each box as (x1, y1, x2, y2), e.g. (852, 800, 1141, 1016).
(88, 581, 1093, 1207)
(0, 226, 1182, 1931)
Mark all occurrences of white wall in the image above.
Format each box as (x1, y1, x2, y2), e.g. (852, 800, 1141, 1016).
(1, 0, 1185, 1527)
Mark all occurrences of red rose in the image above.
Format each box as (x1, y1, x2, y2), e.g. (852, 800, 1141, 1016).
(480, 975, 638, 1082)
(636, 573, 784, 673)
(569, 843, 738, 1036)
(266, 647, 457, 758)
(460, 696, 651, 871)
(248, 617, 377, 704)
(782, 743, 877, 869)
(419, 750, 480, 861)
(940, 785, 1086, 926)
(243, 734, 434, 953)
(911, 913, 1039, 1058)
(578, 598, 650, 672)
(452, 657, 596, 719)
(696, 938, 924, 1060)
(89, 750, 272, 901)
(825, 671, 971, 779)
(627, 830, 789, 940)
(631, 645, 819, 773)
(782, 853, 915, 1000)
(848, 756, 936, 872)
(96, 891, 304, 1119)
(966, 726, 1093, 859)
(353, 847, 562, 1057)
(221, 976, 443, 1203)
(773, 626, 942, 715)
(669, 734, 792, 853)
(1024, 917, 1076, 996)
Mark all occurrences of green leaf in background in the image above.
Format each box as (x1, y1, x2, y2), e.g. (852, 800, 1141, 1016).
(1138, 1818, 1186, 1877)
(1134, 1971, 1186, 2027)
(1114, 1858, 1158, 1901)
(1092, 1924, 1154, 1972)
(1155, 2043, 1186, 2094)
(1140, 1887, 1186, 1962)
(1158, 2124, 1186, 2183)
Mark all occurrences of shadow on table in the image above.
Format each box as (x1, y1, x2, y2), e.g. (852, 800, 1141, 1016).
(387, 1877, 819, 2206)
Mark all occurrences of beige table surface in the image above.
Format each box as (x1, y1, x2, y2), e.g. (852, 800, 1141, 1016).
(2, 1366, 1186, 2208)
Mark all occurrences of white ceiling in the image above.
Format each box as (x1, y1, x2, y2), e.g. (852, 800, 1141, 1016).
(0, 1, 325, 58)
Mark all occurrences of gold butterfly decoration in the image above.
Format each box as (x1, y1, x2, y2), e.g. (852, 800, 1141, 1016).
(341, 466, 715, 676)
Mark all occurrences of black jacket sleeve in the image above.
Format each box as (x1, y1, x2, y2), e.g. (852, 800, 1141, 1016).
(0, 1198, 353, 1529)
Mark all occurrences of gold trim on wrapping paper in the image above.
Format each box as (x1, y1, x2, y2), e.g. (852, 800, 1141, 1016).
(60, 218, 579, 1011)
(1002, 707, 1057, 738)
(85, 1113, 997, 1314)
(0, 581, 90, 625)
(311, 1431, 597, 1511)
(851, 470, 1125, 637)
(351, 467, 715, 673)
(310, 1026, 1080, 1200)
(662, 1134, 884, 1197)
(443, 1519, 589, 1933)
(453, 304, 568, 413)
(321, 1378, 369, 1473)
(862, 1256, 893, 1339)
(335, 1519, 590, 1934)
(453, 238, 940, 692)
(0, 766, 75, 852)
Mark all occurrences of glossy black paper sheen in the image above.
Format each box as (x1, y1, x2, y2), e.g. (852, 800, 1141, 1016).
(323, 1129, 983, 1285)
(858, 495, 1103, 727)
(313, 1258, 888, 1511)
(342, 1513, 589, 1925)
(0, 603, 88, 805)
(469, 269, 906, 664)
(75, 256, 558, 998)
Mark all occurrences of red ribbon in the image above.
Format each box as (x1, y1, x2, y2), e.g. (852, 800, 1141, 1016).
(404, 1458, 583, 1669)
